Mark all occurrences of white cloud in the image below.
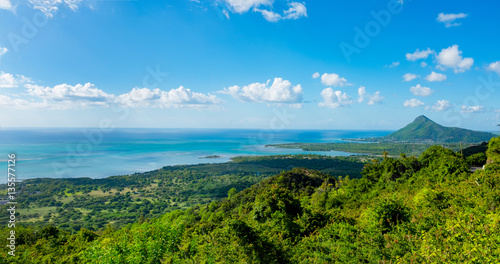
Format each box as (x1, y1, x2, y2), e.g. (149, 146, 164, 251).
(437, 13, 468, 27)
(461, 105, 484, 113)
(283, 2, 307, 20)
(223, 9, 230, 19)
(0, 94, 48, 109)
(312, 72, 320, 79)
(0, 46, 7, 57)
(403, 73, 417, 82)
(29, 0, 83, 17)
(420, 61, 428, 68)
(387, 61, 400, 68)
(0, 71, 32, 88)
(0, 0, 14, 11)
(410, 84, 433, 97)
(0, 82, 113, 109)
(0, 47, 8, 67)
(321, 73, 350, 87)
(404, 99, 424, 108)
(219, 77, 303, 105)
(319, 88, 352, 108)
(225, 0, 306, 22)
(116, 86, 222, 108)
(367, 91, 384, 105)
(406, 48, 434, 61)
(0, 72, 222, 109)
(357, 86, 366, 103)
(487, 61, 500, 75)
(436, 45, 473, 73)
(257, 9, 282, 22)
(426, 100, 451, 112)
(224, 0, 271, 13)
(26, 83, 114, 107)
(255, 2, 307, 22)
(425, 71, 447, 82)
(358, 86, 383, 105)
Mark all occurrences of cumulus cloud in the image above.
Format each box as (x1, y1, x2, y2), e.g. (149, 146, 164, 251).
(406, 48, 434, 61)
(0, 82, 111, 109)
(437, 13, 468, 27)
(420, 62, 428, 68)
(487, 61, 500, 75)
(255, 2, 307, 22)
(387, 61, 400, 68)
(410, 84, 433, 97)
(224, 0, 271, 13)
(461, 105, 484, 113)
(0, 73, 223, 109)
(225, 0, 307, 22)
(319, 88, 352, 108)
(0, 71, 32, 88)
(0, 94, 49, 109)
(116, 86, 222, 108)
(258, 8, 282, 22)
(436, 45, 473, 73)
(367, 91, 384, 105)
(357, 87, 366, 103)
(312, 72, 320, 79)
(29, 0, 84, 17)
(0, 46, 7, 57)
(219, 77, 303, 105)
(320, 73, 350, 87)
(0, 0, 14, 11)
(358, 86, 383, 105)
(425, 71, 447, 82)
(403, 73, 418, 82)
(283, 2, 307, 20)
(26, 83, 114, 107)
(426, 100, 451, 112)
(404, 98, 424, 108)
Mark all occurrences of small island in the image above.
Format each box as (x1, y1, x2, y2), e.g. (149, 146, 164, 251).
(201, 155, 222, 159)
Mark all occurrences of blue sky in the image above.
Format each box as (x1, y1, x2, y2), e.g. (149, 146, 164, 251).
(0, 0, 499, 131)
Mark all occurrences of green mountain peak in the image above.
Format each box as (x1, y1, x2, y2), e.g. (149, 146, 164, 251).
(383, 116, 495, 143)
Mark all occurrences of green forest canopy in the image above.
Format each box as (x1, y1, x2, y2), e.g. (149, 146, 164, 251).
(1, 137, 499, 263)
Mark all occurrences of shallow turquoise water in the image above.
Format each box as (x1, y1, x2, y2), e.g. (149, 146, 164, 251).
(0, 128, 391, 183)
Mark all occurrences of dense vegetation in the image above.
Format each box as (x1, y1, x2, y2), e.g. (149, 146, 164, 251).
(345, 115, 495, 144)
(268, 142, 459, 156)
(375, 115, 495, 143)
(1, 137, 499, 263)
(0, 155, 363, 232)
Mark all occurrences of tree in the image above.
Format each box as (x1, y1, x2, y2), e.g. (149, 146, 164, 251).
(228, 188, 238, 199)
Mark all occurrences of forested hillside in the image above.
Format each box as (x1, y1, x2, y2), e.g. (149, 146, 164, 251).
(1, 137, 499, 263)
(0, 155, 363, 231)
(377, 115, 494, 143)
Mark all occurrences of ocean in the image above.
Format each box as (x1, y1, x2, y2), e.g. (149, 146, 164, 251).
(0, 128, 391, 183)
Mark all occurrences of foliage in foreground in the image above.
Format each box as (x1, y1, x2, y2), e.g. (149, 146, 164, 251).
(1, 138, 500, 263)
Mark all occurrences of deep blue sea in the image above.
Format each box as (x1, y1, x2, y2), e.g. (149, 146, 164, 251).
(0, 128, 391, 183)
